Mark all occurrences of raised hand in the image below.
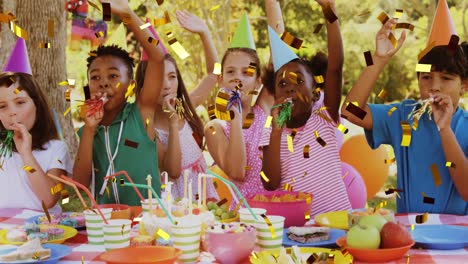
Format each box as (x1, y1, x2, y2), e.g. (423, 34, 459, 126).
(375, 18, 406, 60)
(430, 93, 454, 131)
(176, 10, 208, 34)
(83, 94, 105, 129)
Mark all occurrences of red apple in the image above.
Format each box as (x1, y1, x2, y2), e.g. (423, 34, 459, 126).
(347, 224, 381, 249)
(380, 222, 413, 248)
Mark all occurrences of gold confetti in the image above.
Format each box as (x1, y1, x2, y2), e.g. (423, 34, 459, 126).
(287, 135, 294, 152)
(157, 228, 170, 240)
(102, 2, 111, 21)
(13, 88, 20, 94)
(411, 224, 415, 231)
(22, 165, 36, 173)
(124, 138, 139, 149)
(246, 63, 257, 77)
(313, 75, 324, 84)
(50, 183, 64, 195)
(364, 50, 373, 66)
(323, 3, 338, 23)
(125, 83, 136, 98)
(303, 145, 310, 158)
(156, 0, 164, 5)
(415, 212, 428, 224)
(139, 22, 151, 30)
(377, 89, 388, 99)
(243, 112, 255, 129)
(415, 64, 432, 72)
(306, 195, 312, 204)
(281, 31, 303, 49)
(209, 4, 221, 11)
(388, 106, 397, 116)
(208, 126, 216, 135)
(421, 192, 435, 204)
(395, 23, 415, 31)
(346, 102, 367, 120)
(430, 164, 442, 187)
(284, 183, 292, 192)
(377, 11, 390, 24)
(337, 123, 349, 134)
(245, 166, 251, 171)
(153, 11, 171, 26)
(9, 21, 28, 39)
(63, 107, 71, 117)
(213, 62, 222, 75)
(304, 212, 310, 220)
(87, 0, 101, 11)
(265, 116, 273, 128)
(394, 9, 404, 19)
(412, 117, 419, 131)
(215, 91, 230, 112)
(445, 161, 456, 169)
(168, 38, 190, 60)
(260, 214, 276, 238)
(39, 42, 51, 49)
(385, 157, 396, 164)
(400, 121, 411, 146)
(313, 23, 323, 34)
(388, 32, 397, 48)
(95, 31, 104, 38)
(88, 52, 97, 57)
(314, 131, 326, 147)
(48, 19, 54, 38)
(260, 171, 270, 183)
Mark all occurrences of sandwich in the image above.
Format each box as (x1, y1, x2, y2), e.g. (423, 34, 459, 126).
(0, 238, 51, 262)
(287, 226, 330, 244)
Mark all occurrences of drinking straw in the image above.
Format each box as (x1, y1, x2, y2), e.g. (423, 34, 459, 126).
(102, 171, 145, 202)
(46, 173, 87, 209)
(146, 175, 153, 211)
(204, 170, 258, 221)
(59, 174, 109, 224)
(119, 181, 175, 224)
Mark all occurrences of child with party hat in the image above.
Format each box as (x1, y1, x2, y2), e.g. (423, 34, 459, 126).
(73, 0, 166, 206)
(260, 0, 351, 217)
(204, 0, 283, 205)
(0, 38, 72, 211)
(342, 0, 467, 214)
(134, 10, 219, 201)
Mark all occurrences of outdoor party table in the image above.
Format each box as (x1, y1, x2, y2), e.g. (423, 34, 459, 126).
(0, 208, 466, 263)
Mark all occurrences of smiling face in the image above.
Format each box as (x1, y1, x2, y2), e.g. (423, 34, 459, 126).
(274, 60, 318, 118)
(0, 84, 37, 131)
(88, 55, 133, 113)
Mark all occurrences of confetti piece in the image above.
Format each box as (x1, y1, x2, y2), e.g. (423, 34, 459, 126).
(213, 62, 222, 75)
(400, 121, 411, 146)
(50, 183, 64, 195)
(385, 157, 396, 164)
(418, 41, 436, 61)
(345, 102, 367, 120)
(260, 214, 276, 238)
(314, 131, 326, 147)
(447, 34, 460, 55)
(140, 22, 151, 30)
(0, 13, 16, 23)
(430, 164, 442, 187)
(87, 0, 101, 10)
(377, 11, 389, 24)
(39, 42, 51, 49)
(124, 138, 139, 149)
(9, 22, 28, 39)
(157, 228, 170, 240)
(306, 195, 312, 204)
(415, 212, 429, 224)
(208, 126, 216, 135)
(394, 9, 404, 19)
(395, 23, 415, 31)
(388, 32, 397, 48)
(246, 63, 257, 77)
(168, 38, 190, 60)
(156, 0, 164, 5)
(61, 190, 69, 204)
(411, 224, 415, 231)
(48, 19, 54, 38)
(303, 145, 310, 158)
(415, 64, 432, 72)
(148, 36, 159, 46)
(313, 23, 323, 34)
(207, 105, 216, 120)
(260, 171, 269, 183)
(88, 52, 97, 57)
(41, 200, 51, 223)
(387, 106, 397, 116)
(265, 116, 273, 128)
(363, 51, 373, 66)
(209, 4, 221, 11)
(95, 31, 104, 38)
(287, 135, 294, 152)
(421, 192, 435, 204)
(323, 3, 338, 23)
(284, 183, 292, 192)
(13, 88, 20, 94)
(445, 161, 456, 169)
(303, 172, 307, 178)
(63, 107, 71, 117)
(216, 198, 228, 207)
(281, 31, 303, 49)
(313, 75, 324, 84)
(243, 112, 255, 129)
(377, 88, 388, 99)
(244, 166, 251, 171)
(337, 123, 349, 134)
(215, 91, 230, 112)
(385, 188, 403, 195)
(124, 83, 136, 99)
(154, 11, 171, 26)
(22, 165, 36, 173)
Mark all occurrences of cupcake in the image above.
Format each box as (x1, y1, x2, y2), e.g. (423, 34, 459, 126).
(27, 232, 49, 243)
(130, 235, 154, 247)
(46, 227, 64, 240)
(59, 217, 78, 228)
(24, 223, 40, 235)
(6, 228, 27, 242)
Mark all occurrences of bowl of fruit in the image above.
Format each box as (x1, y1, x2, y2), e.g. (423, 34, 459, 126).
(337, 215, 415, 262)
(247, 191, 312, 227)
(348, 208, 394, 229)
(206, 201, 238, 222)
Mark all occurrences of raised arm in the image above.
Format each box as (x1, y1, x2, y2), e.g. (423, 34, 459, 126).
(176, 10, 219, 107)
(341, 18, 405, 129)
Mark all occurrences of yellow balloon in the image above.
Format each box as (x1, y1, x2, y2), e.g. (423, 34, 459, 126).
(209, 165, 233, 208)
(340, 135, 389, 199)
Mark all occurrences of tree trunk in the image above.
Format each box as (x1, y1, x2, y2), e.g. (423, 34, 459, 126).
(0, 0, 17, 65)
(3, 0, 78, 158)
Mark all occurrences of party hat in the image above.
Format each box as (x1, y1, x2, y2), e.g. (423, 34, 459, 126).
(268, 26, 298, 72)
(141, 18, 168, 61)
(228, 13, 256, 50)
(427, 0, 457, 47)
(105, 23, 128, 50)
(3, 37, 32, 75)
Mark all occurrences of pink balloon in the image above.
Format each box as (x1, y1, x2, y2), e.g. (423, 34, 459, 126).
(341, 162, 367, 209)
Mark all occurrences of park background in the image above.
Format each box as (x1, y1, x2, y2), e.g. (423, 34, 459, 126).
(0, 0, 466, 212)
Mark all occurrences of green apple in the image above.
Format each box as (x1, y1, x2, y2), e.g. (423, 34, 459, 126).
(347, 224, 381, 249)
(358, 215, 388, 232)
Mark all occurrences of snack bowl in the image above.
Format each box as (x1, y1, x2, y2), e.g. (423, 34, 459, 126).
(336, 236, 414, 263)
(96, 204, 131, 220)
(247, 191, 312, 227)
(99, 246, 181, 264)
(204, 222, 256, 264)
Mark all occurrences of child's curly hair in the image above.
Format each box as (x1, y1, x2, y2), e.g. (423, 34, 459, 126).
(87, 45, 135, 79)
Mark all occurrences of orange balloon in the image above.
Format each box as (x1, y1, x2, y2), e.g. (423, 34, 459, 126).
(209, 165, 233, 208)
(340, 134, 389, 199)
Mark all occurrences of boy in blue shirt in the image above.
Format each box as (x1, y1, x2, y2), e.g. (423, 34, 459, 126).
(342, 2, 467, 214)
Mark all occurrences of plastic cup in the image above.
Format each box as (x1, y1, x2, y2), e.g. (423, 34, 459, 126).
(172, 221, 202, 263)
(84, 208, 113, 245)
(239, 208, 266, 224)
(103, 219, 132, 251)
(254, 215, 285, 250)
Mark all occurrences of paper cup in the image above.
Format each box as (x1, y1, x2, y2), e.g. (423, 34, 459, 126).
(84, 208, 113, 245)
(254, 215, 285, 250)
(141, 199, 159, 213)
(103, 219, 132, 251)
(239, 208, 266, 224)
(172, 222, 202, 263)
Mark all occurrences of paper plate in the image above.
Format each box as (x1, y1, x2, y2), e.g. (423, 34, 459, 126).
(314, 210, 348, 230)
(99, 246, 182, 264)
(0, 225, 77, 245)
(250, 246, 352, 263)
(25, 213, 86, 231)
(282, 228, 346, 248)
(410, 225, 468, 250)
(0, 243, 72, 264)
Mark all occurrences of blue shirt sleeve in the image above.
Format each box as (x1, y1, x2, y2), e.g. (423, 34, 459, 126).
(364, 102, 402, 150)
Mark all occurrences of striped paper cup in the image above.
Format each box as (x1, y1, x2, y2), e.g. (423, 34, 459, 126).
(239, 208, 266, 224)
(141, 199, 160, 214)
(254, 215, 285, 250)
(103, 219, 132, 251)
(172, 223, 202, 263)
(83, 208, 113, 245)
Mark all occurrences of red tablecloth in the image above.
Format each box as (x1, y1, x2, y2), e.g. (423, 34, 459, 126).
(0, 209, 467, 263)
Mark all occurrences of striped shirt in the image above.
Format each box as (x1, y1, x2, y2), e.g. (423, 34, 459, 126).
(259, 106, 351, 216)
